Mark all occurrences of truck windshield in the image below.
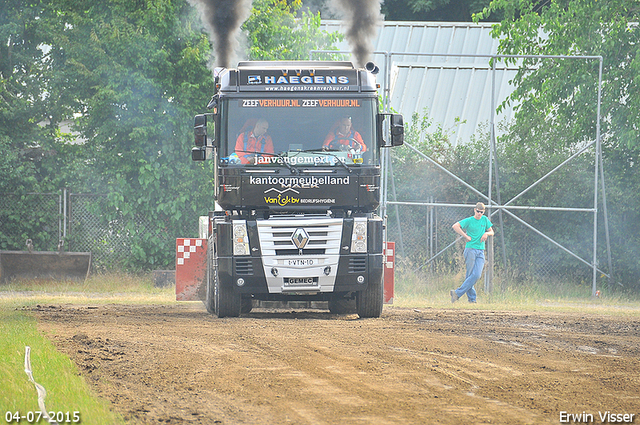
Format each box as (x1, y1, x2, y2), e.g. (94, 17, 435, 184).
(220, 96, 378, 167)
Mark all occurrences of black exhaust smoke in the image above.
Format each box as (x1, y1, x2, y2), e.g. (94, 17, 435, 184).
(330, 0, 382, 67)
(188, 0, 252, 68)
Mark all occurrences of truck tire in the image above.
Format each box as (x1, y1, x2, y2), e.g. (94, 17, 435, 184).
(214, 269, 241, 318)
(241, 297, 253, 314)
(205, 236, 241, 318)
(328, 296, 357, 314)
(205, 274, 215, 314)
(356, 274, 384, 318)
(204, 237, 216, 314)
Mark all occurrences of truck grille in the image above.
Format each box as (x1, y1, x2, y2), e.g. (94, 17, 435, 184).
(257, 217, 343, 257)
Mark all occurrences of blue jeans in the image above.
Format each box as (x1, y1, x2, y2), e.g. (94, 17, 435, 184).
(455, 248, 485, 302)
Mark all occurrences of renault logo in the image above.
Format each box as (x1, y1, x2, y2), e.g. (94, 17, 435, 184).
(291, 228, 309, 249)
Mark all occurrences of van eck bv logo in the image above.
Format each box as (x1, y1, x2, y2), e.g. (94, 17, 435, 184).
(264, 194, 300, 206)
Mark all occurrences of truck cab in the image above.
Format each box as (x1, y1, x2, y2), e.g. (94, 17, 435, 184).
(191, 61, 403, 317)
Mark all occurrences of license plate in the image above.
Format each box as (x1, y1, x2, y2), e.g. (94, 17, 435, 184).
(284, 277, 318, 286)
(287, 259, 316, 266)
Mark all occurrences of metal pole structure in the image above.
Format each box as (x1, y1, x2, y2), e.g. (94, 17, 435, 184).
(429, 196, 434, 265)
(433, 198, 438, 260)
(500, 208, 610, 278)
(594, 58, 614, 287)
(485, 59, 496, 293)
(310, 48, 611, 288)
(502, 141, 595, 208)
(388, 158, 405, 257)
(377, 52, 389, 257)
(403, 142, 490, 202)
(488, 59, 508, 271)
(58, 191, 63, 243)
(391, 51, 608, 288)
(390, 201, 594, 213)
(63, 188, 67, 241)
(591, 59, 602, 297)
(384, 52, 392, 113)
(599, 140, 615, 285)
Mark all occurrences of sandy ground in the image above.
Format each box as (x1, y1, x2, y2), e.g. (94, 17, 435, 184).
(32, 303, 640, 425)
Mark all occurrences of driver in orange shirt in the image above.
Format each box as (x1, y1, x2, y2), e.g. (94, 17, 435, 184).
(234, 118, 275, 164)
(322, 117, 367, 153)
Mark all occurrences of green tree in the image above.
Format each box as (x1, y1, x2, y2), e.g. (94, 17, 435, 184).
(48, 0, 216, 268)
(0, 0, 88, 250)
(475, 0, 639, 149)
(2, 0, 345, 268)
(0, 0, 64, 194)
(244, 0, 343, 60)
(0, 0, 217, 266)
(474, 0, 640, 289)
(381, 0, 496, 21)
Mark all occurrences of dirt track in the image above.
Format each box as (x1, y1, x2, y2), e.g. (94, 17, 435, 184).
(32, 303, 640, 424)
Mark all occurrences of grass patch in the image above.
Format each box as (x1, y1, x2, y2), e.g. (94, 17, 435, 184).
(2, 269, 639, 425)
(0, 272, 175, 305)
(1, 272, 173, 295)
(0, 272, 178, 423)
(392, 266, 640, 316)
(0, 300, 124, 423)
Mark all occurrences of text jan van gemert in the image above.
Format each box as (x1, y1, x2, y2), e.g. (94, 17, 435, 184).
(560, 411, 636, 423)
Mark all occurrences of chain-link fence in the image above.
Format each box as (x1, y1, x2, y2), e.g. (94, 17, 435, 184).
(67, 193, 132, 270)
(1, 191, 194, 271)
(386, 201, 595, 287)
(1, 189, 599, 284)
(0, 193, 61, 252)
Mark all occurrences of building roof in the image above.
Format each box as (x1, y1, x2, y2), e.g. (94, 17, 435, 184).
(318, 21, 519, 144)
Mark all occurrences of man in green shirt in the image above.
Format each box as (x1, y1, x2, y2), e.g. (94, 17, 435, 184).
(450, 202, 494, 303)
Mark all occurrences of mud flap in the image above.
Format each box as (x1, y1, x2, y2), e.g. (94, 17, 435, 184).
(176, 238, 208, 301)
(0, 251, 91, 284)
(383, 242, 395, 304)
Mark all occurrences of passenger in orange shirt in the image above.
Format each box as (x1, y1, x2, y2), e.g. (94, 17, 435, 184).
(322, 117, 367, 153)
(234, 118, 275, 164)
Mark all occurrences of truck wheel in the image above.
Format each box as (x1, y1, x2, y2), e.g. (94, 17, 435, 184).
(356, 274, 383, 318)
(214, 270, 241, 318)
(328, 296, 357, 314)
(204, 237, 216, 314)
(241, 297, 253, 314)
(205, 274, 215, 314)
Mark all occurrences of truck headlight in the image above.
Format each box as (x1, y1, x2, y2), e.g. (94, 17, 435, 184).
(351, 218, 367, 253)
(233, 221, 250, 256)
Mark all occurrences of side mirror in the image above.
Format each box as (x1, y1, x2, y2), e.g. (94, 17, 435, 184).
(390, 114, 404, 146)
(194, 114, 207, 147)
(378, 113, 405, 147)
(192, 147, 206, 161)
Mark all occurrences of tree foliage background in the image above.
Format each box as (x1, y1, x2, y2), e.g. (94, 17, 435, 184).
(2, 0, 640, 289)
(468, 0, 640, 289)
(383, 0, 640, 291)
(244, 0, 343, 60)
(0, 0, 341, 269)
